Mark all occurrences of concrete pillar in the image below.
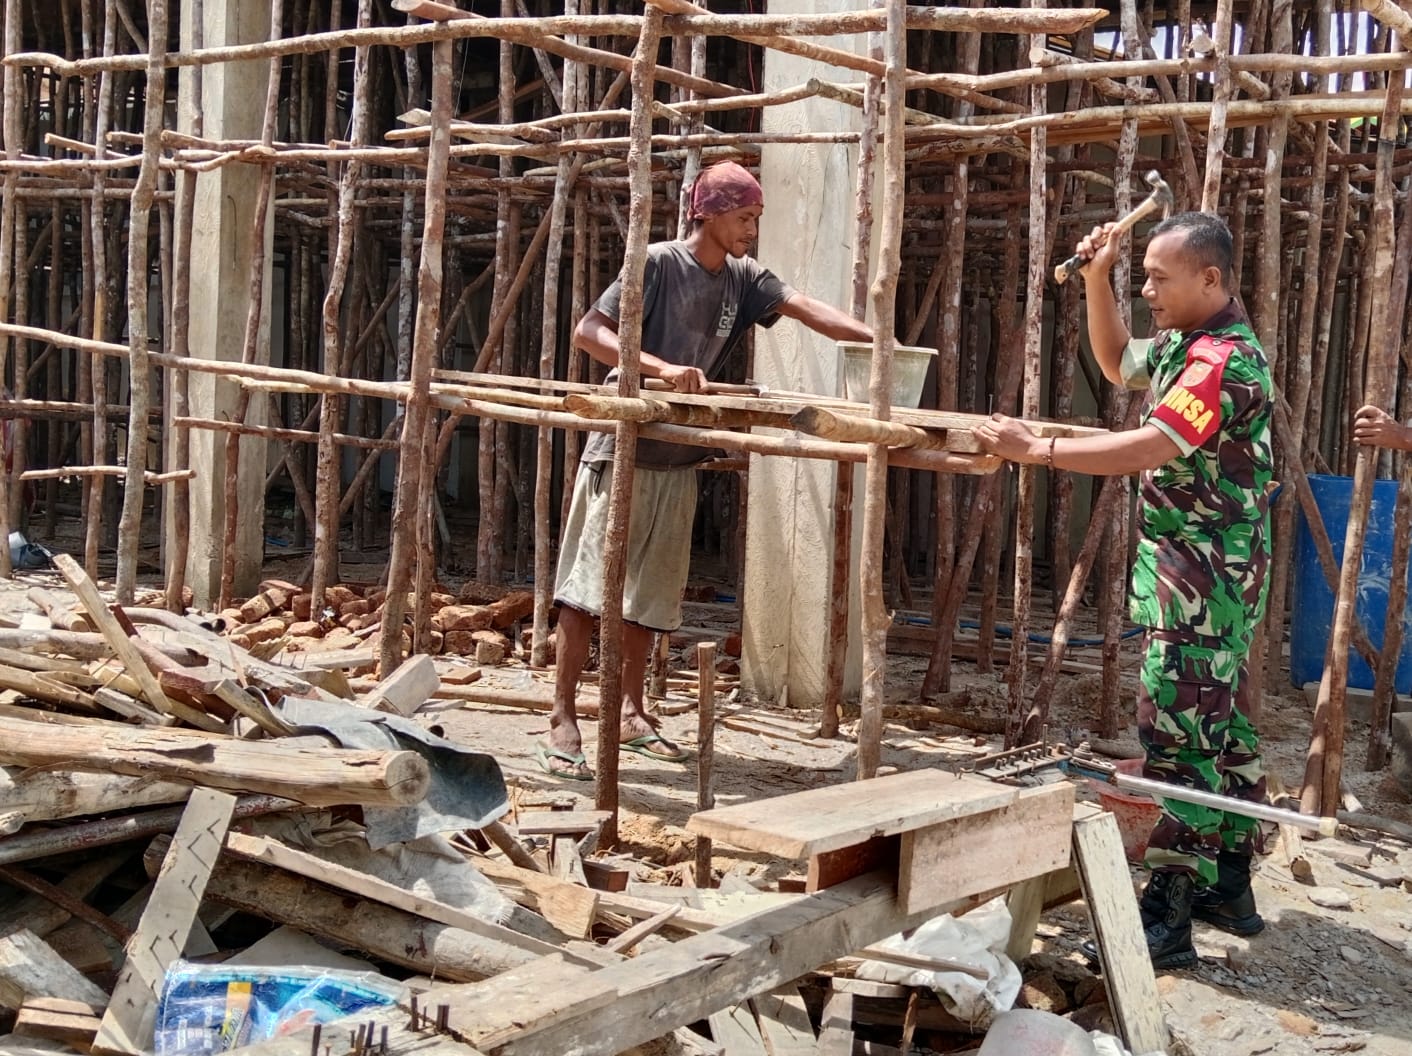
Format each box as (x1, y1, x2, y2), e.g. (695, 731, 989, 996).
(171, 0, 273, 607)
(742, 1, 871, 710)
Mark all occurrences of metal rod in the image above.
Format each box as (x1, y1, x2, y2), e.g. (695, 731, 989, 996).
(1080, 765, 1339, 837)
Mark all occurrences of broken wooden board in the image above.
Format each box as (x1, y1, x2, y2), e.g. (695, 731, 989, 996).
(685, 770, 1019, 858)
(14, 996, 103, 1050)
(707, 1003, 766, 1054)
(461, 857, 600, 941)
(220, 831, 595, 966)
(361, 654, 440, 716)
(516, 810, 612, 838)
(91, 789, 237, 1055)
(1071, 807, 1168, 1056)
(752, 986, 815, 1055)
(897, 782, 1074, 913)
(0, 929, 110, 1009)
(52, 554, 220, 732)
(816, 986, 854, 1056)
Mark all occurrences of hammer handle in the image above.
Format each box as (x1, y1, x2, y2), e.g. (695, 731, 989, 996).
(1052, 194, 1163, 285)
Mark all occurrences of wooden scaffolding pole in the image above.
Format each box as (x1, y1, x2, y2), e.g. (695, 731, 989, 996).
(1006, 0, 1049, 743)
(1199, 0, 1235, 212)
(310, 0, 372, 613)
(1309, 56, 1405, 815)
(378, 34, 453, 676)
(594, 7, 665, 848)
(856, 0, 906, 781)
(0, 0, 20, 579)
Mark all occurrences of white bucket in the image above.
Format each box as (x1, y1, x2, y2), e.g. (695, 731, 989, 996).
(838, 340, 938, 408)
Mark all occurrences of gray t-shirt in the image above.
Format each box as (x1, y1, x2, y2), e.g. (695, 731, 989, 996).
(581, 240, 794, 469)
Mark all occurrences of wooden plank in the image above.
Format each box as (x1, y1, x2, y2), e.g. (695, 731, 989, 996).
(91, 789, 237, 1056)
(361, 653, 440, 716)
(14, 996, 103, 1049)
(52, 554, 220, 732)
(686, 771, 1019, 858)
(473, 856, 600, 940)
(1003, 875, 1047, 963)
(815, 987, 854, 1056)
(707, 1004, 766, 1055)
(581, 858, 632, 892)
(1072, 810, 1168, 1056)
(753, 986, 815, 1055)
(516, 810, 612, 837)
(898, 783, 1074, 914)
(604, 905, 680, 955)
(473, 874, 1002, 1055)
(221, 831, 591, 965)
(552, 835, 589, 887)
(0, 929, 109, 1009)
(807, 836, 899, 893)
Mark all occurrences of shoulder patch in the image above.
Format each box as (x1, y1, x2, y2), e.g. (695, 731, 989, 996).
(1150, 336, 1229, 449)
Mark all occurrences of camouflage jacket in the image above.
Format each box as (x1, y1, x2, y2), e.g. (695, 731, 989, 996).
(1119, 299, 1274, 647)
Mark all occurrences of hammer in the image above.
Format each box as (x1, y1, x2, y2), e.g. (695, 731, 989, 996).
(1053, 169, 1174, 285)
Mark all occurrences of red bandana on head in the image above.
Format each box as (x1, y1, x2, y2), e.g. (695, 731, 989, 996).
(688, 161, 764, 221)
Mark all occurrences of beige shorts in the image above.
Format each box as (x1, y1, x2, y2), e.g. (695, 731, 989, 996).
(554, 461, 698, 633)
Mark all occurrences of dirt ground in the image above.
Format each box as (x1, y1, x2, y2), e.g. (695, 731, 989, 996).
(5, 518, 1411, 1055)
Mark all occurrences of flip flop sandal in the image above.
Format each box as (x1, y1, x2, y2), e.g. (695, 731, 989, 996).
(535, 743, 594, 781)
(620, 733, 690, 763)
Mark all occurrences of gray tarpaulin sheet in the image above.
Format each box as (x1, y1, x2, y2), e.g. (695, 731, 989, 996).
(276, 696, 509, 849)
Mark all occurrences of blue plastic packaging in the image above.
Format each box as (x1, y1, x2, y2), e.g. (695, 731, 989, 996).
(154, 961, 404, 1055)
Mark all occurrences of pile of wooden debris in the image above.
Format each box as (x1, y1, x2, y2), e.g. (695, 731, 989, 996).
(0, 558, 1166, 1056)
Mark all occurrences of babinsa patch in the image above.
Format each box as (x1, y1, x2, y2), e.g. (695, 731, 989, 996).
(1151, 336, 1231, 448)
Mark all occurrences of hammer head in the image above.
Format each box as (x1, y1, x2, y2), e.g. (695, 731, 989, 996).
(1144, 169, 1175, 217)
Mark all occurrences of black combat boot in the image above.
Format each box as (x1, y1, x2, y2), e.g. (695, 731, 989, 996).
(1137, 869, 1198, 969)
(1191, 850, 1264, 936)
(1081, 870, 1198, 970)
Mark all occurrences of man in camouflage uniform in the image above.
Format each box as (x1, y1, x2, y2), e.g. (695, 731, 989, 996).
(976, 211, 1273, 968)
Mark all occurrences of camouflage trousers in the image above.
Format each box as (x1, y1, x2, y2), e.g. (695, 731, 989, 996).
(1137, 633, 1267, 886)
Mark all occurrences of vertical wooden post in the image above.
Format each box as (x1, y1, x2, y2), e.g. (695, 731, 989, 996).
(920, 8, 980, 702)
(532, 13, 579, 668)
(1006, 0, 1049, 742)
(82, 0, 117, 583)
(1314, 59, 1405, 813)
(1366, 92, 1412, 770)
(1200, 0, 1235, 213)
(857, 0, 906, 781)
(378, 34, 453, 677)
(0, 0, 20, 578)
(164, 0, 202, 614)
(1244, 0, 1294, 719)
(311, 0, 373, 612)
(595, 7, 665, 847)
(114, 0, 170, 603)
(824, 0, 882, 741)
(695, 640, 716, 888)
(1269, 0, 1334, 688)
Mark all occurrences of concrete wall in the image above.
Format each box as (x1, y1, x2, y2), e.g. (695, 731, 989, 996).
(742, 0, 872, 709)
(172, 0, 274, 606)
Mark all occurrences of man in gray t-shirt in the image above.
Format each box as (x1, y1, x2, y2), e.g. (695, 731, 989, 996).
(541, 161, 872, 783)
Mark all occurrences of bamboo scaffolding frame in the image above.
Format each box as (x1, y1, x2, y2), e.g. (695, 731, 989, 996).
(0, 0, 1407, 825)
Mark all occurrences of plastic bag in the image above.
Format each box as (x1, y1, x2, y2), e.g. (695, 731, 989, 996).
(154, 961, 405, 1056)
(855, 896, 1022, 1029)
